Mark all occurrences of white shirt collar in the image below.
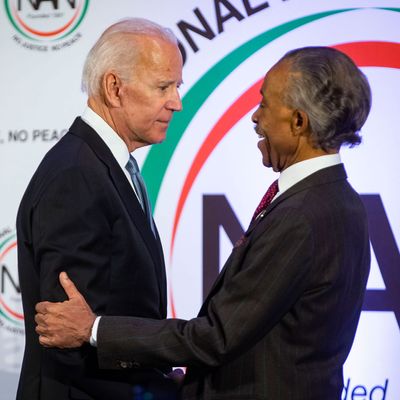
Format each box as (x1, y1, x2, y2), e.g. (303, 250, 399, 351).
(277, 154, 342, 197)
(81, 106, 130, 171)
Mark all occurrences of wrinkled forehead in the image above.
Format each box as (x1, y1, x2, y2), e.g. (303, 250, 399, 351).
(130, 35, 183, 82)
(137, 35, 181, 63)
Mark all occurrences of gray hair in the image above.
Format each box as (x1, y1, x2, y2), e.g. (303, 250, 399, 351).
(280, 46, 372, 150)
(81, 18, 178, 97)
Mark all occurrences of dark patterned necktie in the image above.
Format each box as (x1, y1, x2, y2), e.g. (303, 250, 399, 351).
(251, 179, 279, 222)
(126, 156, 155, 235)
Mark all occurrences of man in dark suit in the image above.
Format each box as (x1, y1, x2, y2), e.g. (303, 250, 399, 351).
(16, 18, 183, 400)
(35, 47, 372, 399)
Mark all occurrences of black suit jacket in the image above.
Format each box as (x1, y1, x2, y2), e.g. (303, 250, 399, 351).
(16, 118, 168, 400)
(97, 164, 370, 400)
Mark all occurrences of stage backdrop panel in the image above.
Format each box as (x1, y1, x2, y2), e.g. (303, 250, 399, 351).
(0, 1, 399, 398)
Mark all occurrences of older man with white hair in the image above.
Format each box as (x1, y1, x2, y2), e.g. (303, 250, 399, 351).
(17, 18, 182, 400)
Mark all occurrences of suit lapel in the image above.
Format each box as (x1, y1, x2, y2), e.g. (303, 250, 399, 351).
(199, 164, 348, 314)
(68, 118, 166, 308)
(198, 246, 244, 316)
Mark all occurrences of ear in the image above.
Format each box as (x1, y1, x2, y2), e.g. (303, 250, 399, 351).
(291, 109, 309, 135)
(102, 72, 122, 107)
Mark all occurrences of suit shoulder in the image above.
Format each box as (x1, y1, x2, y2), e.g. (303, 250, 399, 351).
(40, 131, 95, 168)
(20, 132, 108, 207)
(275, 178, 367, 238)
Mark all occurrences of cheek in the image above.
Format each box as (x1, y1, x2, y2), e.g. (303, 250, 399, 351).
(145, 102, 166, 121)
(258, 111, 271, 130)
(130, 107, 156, 128)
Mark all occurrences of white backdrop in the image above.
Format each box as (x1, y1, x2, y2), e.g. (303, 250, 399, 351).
(1, 1, 399, 398)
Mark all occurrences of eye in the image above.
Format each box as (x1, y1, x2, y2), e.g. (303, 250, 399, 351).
(159, 85, 169, 92)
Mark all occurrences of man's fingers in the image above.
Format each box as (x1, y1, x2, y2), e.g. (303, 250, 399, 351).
(35, 322, 47, 336)
(167, 368, 186, 385)
(33, 273, 94, 349)
(38, 334, 55, 348)
(59, 271, 83, 301)
(34, 312, 47, 327)
(35, 301, 53, 314)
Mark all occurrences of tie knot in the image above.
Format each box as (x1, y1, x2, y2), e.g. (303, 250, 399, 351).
(126, 156, 140, 176)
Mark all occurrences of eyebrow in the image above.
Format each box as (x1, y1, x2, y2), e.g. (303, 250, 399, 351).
(159, 79, 184, 86)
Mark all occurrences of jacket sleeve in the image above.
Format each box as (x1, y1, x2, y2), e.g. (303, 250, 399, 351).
(97, 206, 314, 369)
(33, 165, 114, 365)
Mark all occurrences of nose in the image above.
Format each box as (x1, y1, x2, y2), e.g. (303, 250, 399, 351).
(166, 88, 182, 112)
(251, 107, 259, 124)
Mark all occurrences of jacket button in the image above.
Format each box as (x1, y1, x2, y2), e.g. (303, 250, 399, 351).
(119, 361, 133, 369)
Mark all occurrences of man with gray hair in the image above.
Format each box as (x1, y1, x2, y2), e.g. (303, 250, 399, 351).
(17, 18, 182, 400)
(36, 46, 371, 399)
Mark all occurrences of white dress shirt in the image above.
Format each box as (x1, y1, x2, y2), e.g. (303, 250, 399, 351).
(81, 107, 139, 197)
(274, 153, 342, 201)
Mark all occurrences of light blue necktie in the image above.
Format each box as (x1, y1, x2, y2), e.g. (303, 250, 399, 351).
(125, 155, 155, 235)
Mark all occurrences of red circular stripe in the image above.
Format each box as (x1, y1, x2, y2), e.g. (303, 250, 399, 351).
(333, 41, 400, 68)
(0, 242, 23, 321)
(169, 40, 400, 317)
(0, 296, 24, 321)
(0, 241, 16, 263)
(13, 3, 81, 38)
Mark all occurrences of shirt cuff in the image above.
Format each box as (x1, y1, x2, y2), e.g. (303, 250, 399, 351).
(90, 316, 101, 347)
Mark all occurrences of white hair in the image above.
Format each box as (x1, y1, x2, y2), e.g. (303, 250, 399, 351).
(81, 18, 178, 97)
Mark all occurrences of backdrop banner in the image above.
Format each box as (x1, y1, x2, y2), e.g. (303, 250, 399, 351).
(1, 0, 399, 398)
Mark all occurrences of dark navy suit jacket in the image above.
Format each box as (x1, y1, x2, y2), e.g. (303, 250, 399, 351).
(17, 118, 168, 399)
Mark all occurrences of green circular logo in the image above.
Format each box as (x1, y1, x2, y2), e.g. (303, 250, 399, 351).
(5, 0, 89, 42)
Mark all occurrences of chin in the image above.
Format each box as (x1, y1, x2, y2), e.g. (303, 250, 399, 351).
(157, 133, 167, 143)
(261, 152, 272, 168)
(150, 133, 167, 144)
(263, 162, 273, 169)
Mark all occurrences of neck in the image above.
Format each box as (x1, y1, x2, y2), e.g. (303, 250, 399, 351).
(87, 97, 139, 152)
